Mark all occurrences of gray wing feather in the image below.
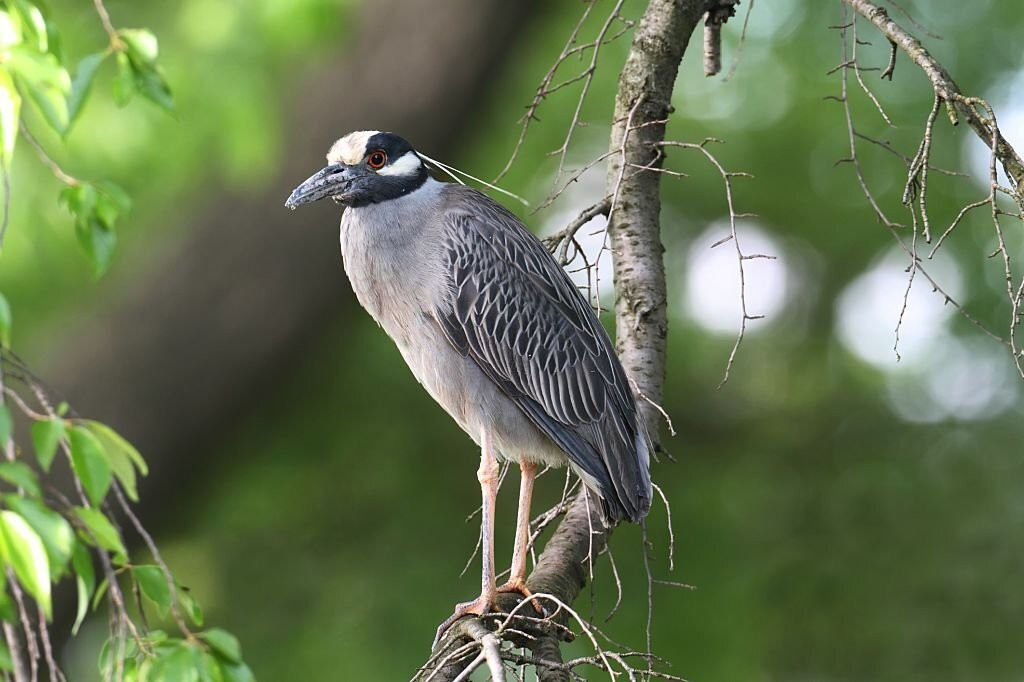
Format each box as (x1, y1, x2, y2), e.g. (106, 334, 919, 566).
(431, 186, 652, 523)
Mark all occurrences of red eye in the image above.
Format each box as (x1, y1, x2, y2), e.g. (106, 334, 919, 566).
(367, 150, 387, 170)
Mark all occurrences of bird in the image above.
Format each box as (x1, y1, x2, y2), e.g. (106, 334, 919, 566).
(285, 131, 653, 640)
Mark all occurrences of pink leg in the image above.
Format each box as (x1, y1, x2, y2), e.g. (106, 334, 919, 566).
(499, 460, 537, 589)
(496, 461, 544, 613)
(434, 432, 500, 644)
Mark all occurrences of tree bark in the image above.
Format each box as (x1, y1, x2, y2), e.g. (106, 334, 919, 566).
(606, 0, 707, 444)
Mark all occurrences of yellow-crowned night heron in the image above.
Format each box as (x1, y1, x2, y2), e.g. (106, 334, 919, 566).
(285, 131, 652, 638)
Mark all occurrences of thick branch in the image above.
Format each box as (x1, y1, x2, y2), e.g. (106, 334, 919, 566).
(522, 0, 708, 670)
(607, 0, 705, 442)
(844, 0, 1024, 195)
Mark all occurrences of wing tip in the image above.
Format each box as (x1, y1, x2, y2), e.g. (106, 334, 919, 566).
(595, 423, 654, 525)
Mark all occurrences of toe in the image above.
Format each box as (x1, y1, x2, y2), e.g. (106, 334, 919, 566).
(433, 596, 493, 648)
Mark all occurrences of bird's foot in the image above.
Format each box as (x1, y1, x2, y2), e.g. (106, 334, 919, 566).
(432, 594, 495, 648)
(496, 578, 546, 615)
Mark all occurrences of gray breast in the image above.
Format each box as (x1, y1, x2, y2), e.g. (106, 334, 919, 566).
(337, 180, 568, 467)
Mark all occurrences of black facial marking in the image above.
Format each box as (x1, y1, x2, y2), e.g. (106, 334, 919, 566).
(348, 132, 428, 207)
(365, 132, 416, 161)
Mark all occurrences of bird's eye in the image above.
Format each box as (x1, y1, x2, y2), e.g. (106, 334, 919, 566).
(367, 150, 387, 170)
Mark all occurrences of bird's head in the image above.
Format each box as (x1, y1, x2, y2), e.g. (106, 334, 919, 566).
(285, 131, 428, 210)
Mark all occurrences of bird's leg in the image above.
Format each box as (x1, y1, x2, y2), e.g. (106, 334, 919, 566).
(496, 460, 543, 613)
(433, 432, 500, 645)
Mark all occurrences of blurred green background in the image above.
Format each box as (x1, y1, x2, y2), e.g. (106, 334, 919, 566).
(2, 0, 1024, 679)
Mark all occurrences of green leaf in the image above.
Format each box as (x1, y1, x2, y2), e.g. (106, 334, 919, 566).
(98, 636, 139, 679)
(81, 419, 146, 501)
(59, 182, 119, 274)
(6, 46, 70, 134)
(94, 181, 131, 227)
(40, 5, 60, 61)
(30, 418, 64, 472)
(68, 425, 112, 505)
(0, 11, 22, 50)
(147, 641, 200, 682)
(0, 461, 40, 498)
(177, 583, 204, 627)
(59, 182, 96, 216)
(198, 650, 226, 682)
(59, 183, 128, 278)
(6, 46, 69, 89)
(0, 405, 11, 445)
(111, 52, 134, 107)
(115, 33, 173, 113)
(132, 61, 174, 113)
(90, 575, 108, 611)
(0, 70, 22, 163)
(0, 510, 51, 617)
(200, 628, 241, 664)
(73, 506, 126, 564)
(66, 52, 106, 129)
(17, 72, 67, 133)
(0, 292, 10, 346)
(144, 629, 168, 645)
(0, 574, 12, 622)
(219, 660, 255, 682)
(71, 539, 94, 634)
(119, 29, 159, 63)
(76, 216, 117, 279)
(132, 564, 171, 616)
(8, 0, 47, 52)
(4, 496, 74, 577)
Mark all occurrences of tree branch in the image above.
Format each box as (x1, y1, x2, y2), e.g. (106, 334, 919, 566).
(843, 0, 1024, 200)
(607, 0, 705, 443)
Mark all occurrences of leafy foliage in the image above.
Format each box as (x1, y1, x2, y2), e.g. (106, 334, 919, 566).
(0, 0, 251, 678)
(0, 0, 173, 273)
(0, 384, 255, 678)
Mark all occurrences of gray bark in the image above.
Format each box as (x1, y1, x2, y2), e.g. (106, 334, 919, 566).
(606, 0, 707, 445)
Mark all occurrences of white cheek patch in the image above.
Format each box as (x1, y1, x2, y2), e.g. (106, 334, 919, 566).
(327, 130, 380, 165)
(377, 151, 423, 177)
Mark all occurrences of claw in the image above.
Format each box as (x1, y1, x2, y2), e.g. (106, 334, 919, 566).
(496, 578, 547, 616)
(432, 594, 494, 649)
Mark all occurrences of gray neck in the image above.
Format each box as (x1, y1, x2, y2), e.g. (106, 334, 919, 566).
(341, 177, 444, 243)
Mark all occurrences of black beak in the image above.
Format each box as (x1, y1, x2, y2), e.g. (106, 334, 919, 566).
(285, 163, 355, 209)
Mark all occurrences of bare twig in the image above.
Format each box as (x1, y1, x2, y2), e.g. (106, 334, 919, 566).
(656, 139, 765, 386)
(2, 622, 28, 682)
(542, 198, 611, 267)
(836, 0, 1024, 375)
(92, 0, 119, 42)
(20, 127, 79, 187)
(495, 0, 632, 184)
(844, 0, 1024, 198)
